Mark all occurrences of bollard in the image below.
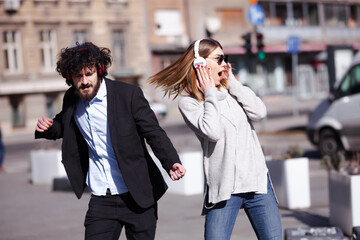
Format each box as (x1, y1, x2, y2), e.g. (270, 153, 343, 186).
(353, 226, 360, 240)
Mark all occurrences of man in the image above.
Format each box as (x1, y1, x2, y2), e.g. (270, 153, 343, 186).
(35, 42, 185, 240)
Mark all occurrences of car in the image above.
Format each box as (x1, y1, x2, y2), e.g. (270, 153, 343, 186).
(307, 52, 360, 156)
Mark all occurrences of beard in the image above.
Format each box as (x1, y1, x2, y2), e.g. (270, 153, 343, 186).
(76, 78, 101, 101)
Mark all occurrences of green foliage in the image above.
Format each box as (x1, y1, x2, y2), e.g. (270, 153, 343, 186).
(281, 145, 303, 160)
(322, 150, 360, 175)
(322, 151, 346, 171)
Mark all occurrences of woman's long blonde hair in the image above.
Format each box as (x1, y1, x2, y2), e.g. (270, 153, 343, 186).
(148, 38, 226, 101)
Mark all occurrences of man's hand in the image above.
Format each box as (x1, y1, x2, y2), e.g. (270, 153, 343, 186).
(36, 116, 53, 132)
(169, 163, 186, 181)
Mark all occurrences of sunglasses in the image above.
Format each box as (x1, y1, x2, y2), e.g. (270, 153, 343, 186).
(210, 55, 229, 65)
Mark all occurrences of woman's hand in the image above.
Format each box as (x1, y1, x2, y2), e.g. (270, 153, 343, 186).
(224, 62, 234, 80)
(196, 65, 215, 93)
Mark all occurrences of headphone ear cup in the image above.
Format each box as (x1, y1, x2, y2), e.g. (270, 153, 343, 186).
(97, 63, 105, 77)
(193, 57, 207, 68)
(98, 64, 102, 76)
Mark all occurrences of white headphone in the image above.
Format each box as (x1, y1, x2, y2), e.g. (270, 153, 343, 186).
(193, 39, 207, 68)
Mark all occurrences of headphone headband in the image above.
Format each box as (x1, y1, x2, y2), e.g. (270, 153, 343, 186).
(193, 39, 206, 68)
(194, 39, 202, 58)
(65, 44, 105, 81)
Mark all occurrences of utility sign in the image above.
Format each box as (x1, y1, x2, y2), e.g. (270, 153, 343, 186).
(248, 4, 265, 26)
(287, 36, 301, 53)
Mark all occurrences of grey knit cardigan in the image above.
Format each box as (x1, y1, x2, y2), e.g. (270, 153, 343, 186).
(178, 75, 269, 205)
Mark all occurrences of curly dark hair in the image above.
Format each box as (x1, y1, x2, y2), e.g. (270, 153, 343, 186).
(56, 42, 112, 86)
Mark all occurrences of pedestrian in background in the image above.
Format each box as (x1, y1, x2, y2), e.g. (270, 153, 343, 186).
(0, 123, 5, 173)
(35, 42, 186, 240)
(149, 38, 282, 240)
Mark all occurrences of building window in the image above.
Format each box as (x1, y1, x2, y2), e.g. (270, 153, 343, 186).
(308, 3, 319, 26)
(112, 30, 126, 69)
(291, 3, 319, 26)
(154, 10, 183, 36)
(9, 95, 25, 128)
(349, 4, 360, 28)
(259, 2, 287, 26)
(72, 30, 87, 45)
(324, 4, 347, 27)
(291, 3, 304, 26)
(40, 30, 57, 72)
(260, 2, 271, 25)
(2, 30, 23, 74)
(216, 9, 244, 31)
(274, 2, 288, 26)
(259, 2, 319, 26)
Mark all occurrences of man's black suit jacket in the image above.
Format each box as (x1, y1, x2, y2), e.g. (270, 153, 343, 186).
(35, 78, 181, 209)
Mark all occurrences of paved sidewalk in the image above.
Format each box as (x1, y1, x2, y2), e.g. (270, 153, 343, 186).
(1, 94, 346, 240)
(0, 154, 335, 240)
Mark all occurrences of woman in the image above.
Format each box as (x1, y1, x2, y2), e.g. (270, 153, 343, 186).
(149, 38, 282, 240)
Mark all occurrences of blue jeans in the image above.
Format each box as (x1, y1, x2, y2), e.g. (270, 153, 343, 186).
(204, 177, 282, 240)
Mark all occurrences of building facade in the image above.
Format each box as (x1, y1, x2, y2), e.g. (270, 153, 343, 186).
(148, 0, 360, 100)
(0, 0, 150, 130)
(1, 0, 360, 131)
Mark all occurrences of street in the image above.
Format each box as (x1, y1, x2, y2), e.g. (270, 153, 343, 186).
(0, 97, 346, 239)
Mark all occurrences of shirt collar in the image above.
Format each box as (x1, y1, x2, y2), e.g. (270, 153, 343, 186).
(90, 79, 107, 103)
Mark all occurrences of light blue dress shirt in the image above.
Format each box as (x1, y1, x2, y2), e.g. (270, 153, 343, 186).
(74, 80, 128, 196)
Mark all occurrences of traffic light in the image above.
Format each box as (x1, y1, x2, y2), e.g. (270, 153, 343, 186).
(256, 32, 266, 60)
(242, 32, 252, 55)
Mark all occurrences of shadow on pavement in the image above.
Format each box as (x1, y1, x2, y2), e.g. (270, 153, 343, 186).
(282, 210, 329, 227)
(281, 125, 306, 132)
(303, 150, 322, 160)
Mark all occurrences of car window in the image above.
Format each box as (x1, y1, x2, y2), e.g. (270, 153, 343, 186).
(336, 64, 360, 98)
(337, 72, 352, 98)
(350, 65, 360, 95)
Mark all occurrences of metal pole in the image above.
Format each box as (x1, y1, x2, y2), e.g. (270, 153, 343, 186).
(292, 53, 299, 116)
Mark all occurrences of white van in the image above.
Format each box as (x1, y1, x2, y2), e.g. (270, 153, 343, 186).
(307, 52, 360, 156)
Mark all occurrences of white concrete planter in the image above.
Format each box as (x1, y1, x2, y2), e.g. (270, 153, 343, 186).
(329, 170, 360, 236)
(30, 150, 67, 185)
(151, 151, 203, 195)
(266, 157, 311, 209)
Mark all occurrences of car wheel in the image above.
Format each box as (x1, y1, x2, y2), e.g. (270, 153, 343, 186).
(319, 129, 343, 156)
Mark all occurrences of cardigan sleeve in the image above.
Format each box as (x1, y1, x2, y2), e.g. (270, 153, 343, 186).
(227, 74, 267, 121)
(178, 87, 223, 142)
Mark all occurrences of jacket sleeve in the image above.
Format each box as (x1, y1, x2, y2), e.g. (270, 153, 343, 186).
(34, 89, 74, 140)
(178, 87, 223, 142)
(34, 111, 64, 140)
(131, 87, 181, 172)
(227, 74, 267, 121)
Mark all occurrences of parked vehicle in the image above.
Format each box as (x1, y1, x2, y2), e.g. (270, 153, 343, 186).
(307, 52, 360, 156)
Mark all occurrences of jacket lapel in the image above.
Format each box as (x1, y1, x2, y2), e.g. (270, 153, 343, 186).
(104, 79, 120, 156)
